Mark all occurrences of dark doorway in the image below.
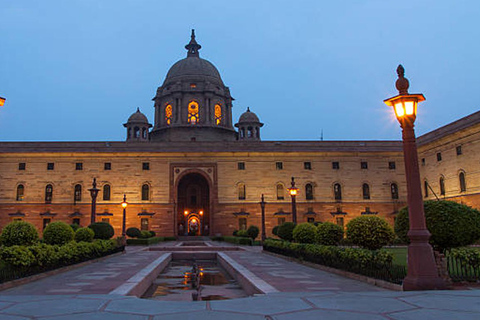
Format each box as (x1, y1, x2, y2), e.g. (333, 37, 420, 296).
(177, 173, 210, 236)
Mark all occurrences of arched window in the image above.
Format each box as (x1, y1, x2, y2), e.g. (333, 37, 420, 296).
(362, 183, 370, 200)
(103, 184, 111, 201)
(240, 128, 245, 138)
(16, 184, 24, 201)
(134, 127, 140, 138)
(142, 128, 147, 139)
(215, 104, 222, 125)
(424, 180, 429, 198)
(247, 127, 253, 138)
(238, 183, 246, 200)
(188, 101, 199, 124)
(142, 184, 150, 201)
(459, 172, 466, 192)
(74, 184, 82, 203)
(305, 183, 314, 200)
(439, 177, 445, 196)
(391, 183, 399, 200)
(45, 184, 53, 204)
(165, 104, 172, 125)
(276, 184, 284, 200)
(334, 183, 342, 201)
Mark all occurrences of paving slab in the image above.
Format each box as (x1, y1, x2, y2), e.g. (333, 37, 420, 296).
(305, 295, 415, 313)
(388, 308, 480, 320)
(272, 308, 389, 320)
(399, 294, 480, 313)
(105, 298, 207, 315)
(210, 295, 313, 315)
(152, 310, 265, 320)
(1, 297, 106, 317)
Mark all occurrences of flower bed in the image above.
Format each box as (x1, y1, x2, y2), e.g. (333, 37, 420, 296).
(263, 239, 406, 284)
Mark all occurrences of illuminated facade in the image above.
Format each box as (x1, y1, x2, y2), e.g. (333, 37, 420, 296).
(1, 31, 479, 237)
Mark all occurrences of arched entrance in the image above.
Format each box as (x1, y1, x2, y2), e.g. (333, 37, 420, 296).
(177, 173, 210, 236)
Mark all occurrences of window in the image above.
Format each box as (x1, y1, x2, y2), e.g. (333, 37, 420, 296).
(305, 183, 314, 200)
(439, 177, 445, 196)
(424, 180, 429, 198)
(436, 153, 442, 162)
(16, 185, 24, 201)
(142, 184, 150, 201)
(456, 145, 462, 156)
(104, 162, 111, 170)
(215, 104, 222, 125)
(421, 158, 425, 166)
(75, 162, 83, 170)
(361, 161, 368, 169)
(142, 128, 147, 139)
(43, 218, 51, 230)
(277, 217, 285, 225)
(103, 184, 111, 201)
(332, 161, 340, 170)
(74, 184, 82, 203)
(134, 127, 140, 138)
(334, 183, 342, 201)
(362, 183, 370, 200)
(276, 184, 284, 200)
(141, 218, 149, 231)
(45, 184, 53, 203)
(238, 183, 246, 200)
(165, 104, 172, 125)
(304, 162, 312, 170)
(101, 218, 110, 224)
(336, 217, 344, 228)
(238, 162, 245, 170)
(459, 172, 466, 192)
(18, 163, 26, 170)
(307, 217, 315, 223)
(187, 101, 199, 124)
(47, 162, 54, 170)
(142, 162, 150, 170)
(391, 183, 399, 200)
(238, 218, 247, 230)
(275, 162, 283, 170)
(388, 161, 396, 170)
(72, 218, 80, 226)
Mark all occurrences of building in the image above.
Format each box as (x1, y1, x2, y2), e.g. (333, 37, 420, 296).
(1, 31, 479, 237)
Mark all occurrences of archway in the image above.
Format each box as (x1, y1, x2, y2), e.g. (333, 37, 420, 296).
(177, 173, 210, 236)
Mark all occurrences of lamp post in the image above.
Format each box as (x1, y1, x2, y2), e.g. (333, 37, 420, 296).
(121, 194, 128, 237)
(260, 194, 267, 243)
(384, 65, 445, 290)
(88, 178, 99, 225)
(287, 177, 298, 224)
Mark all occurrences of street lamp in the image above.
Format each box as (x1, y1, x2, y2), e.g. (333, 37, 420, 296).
(260, 194, 267, 243)
(384, 65, 445, 290)
(88, 178, 99, 225)
(121, 194, 128, 237)
(287, 177, 298, 224)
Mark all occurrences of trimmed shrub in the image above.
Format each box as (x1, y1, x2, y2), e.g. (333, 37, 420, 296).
(277, 222, 296, 241)
(236, 230, 248, 237)
(346, 216, 394, 250)
(395, 200, 480, 252)
(126, 227, 141, 238)
(232, 230, 238, 236)
(223, 236, 253, 246)
(75, 227, 95, 242)
(272, 226, 279, 236)
(0, 221, 39, 247)
(247, 225, 260, 240)
(149, 231, 156, 237)
(43, 222, 75, 245)
(0, 245, 36, 267)
(88, 222, 114, 240)
(140, 230, 152, 238)
(70, 224, 80, 232)
(292, 223, 316, 244)
(316, 222, 344, 246)
(449, 247, 480, 268)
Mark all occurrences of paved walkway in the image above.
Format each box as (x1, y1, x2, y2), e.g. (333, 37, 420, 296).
(0, 242, 479, 319)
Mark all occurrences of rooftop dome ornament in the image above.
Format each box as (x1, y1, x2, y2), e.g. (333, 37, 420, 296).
(185, 29, 201, 57)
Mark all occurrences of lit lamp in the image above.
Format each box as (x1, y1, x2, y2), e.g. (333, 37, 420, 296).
(287, 177, 299, 224)
(0, 97, 6, 107)
(121, 194, 128, 237)
(88, 178, 99, 225)
(384, 65, 444, 290)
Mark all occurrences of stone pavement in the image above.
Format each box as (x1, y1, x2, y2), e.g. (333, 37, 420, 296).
(0, 242, 479, 319)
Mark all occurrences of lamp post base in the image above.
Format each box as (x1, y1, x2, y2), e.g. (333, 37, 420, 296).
(403, 230, 447, 291)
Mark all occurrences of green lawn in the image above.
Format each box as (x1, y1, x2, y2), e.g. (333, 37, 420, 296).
(384, 247, 407, 267)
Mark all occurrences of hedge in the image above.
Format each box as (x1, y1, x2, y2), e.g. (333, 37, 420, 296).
(223, 236, 252, 246)
(126, 236, 176, 245)
(263, 239, 405, 284)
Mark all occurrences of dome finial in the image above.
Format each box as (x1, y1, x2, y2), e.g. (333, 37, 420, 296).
(247, 107, 250, 112)
(395, 64, 409, 95)
(136, 107, 140, 112)
(185, 29, 201, 58)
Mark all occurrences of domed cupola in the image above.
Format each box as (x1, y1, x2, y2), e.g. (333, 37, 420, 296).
(150, 30, 236, 142)
(123, 108, 152, 142)
(235, 107, 263, 141)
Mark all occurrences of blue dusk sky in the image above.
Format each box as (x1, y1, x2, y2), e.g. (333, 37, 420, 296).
(0, 0, 479, 142)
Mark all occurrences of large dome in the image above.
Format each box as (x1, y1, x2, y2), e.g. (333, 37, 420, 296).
(163, 57, 223, 85)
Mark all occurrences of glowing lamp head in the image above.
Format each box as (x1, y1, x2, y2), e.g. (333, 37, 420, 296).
(121, 194, 128, 208)
(199, 210, 203, 215)
(288, 188, 298, 196)
(0, 97, 5, 107)
(191, 218, 197, 223)
(184, 210, 188, 216)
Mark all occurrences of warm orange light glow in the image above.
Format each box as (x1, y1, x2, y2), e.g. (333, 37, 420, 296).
(405, 101, 414, 115)
(121, 201, 128, 209)
(0, 97, 5, 107)
(384, 94, 424, 123)
(199, 210, 203, 215)
(165, 104, 172, 125)
(289, 188, 298, 196)
(188, 101, 199, 124)
(394, 103, 405, 117)
(215, 104, 222, 125)
(191, 218, 197, 223)
(184, 210, 188, 215)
